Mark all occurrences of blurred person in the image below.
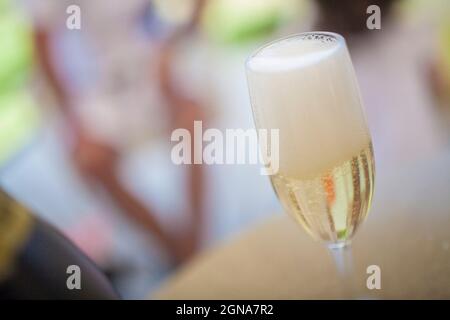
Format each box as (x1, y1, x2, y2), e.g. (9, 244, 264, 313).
(311, 0, 447, 171)
(156, 0, 207, 257)
(428, 3, 450, 132)
(27, 0, 206, 264)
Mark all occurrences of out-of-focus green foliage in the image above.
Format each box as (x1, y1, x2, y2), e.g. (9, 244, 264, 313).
(202, 0, 304, 45)
(0, 2, 34, 95)
(0, 0, 39, 166)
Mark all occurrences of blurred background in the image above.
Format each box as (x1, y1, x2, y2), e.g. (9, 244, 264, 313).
(0, 0, 449, 298)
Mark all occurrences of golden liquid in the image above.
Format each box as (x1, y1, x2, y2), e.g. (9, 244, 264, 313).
(270, 144, 375, 244)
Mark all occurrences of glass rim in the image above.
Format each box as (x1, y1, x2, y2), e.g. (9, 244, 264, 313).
(245, 31, 346, 67)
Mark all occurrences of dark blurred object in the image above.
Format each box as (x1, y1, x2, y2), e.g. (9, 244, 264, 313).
(0, 189, 119, 299)
(315, 0, 398, 36)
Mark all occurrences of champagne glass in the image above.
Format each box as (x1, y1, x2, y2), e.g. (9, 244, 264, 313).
(245, 32, 375, 297)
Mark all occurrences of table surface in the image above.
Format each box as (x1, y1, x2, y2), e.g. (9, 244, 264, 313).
(155, 152, 450, 299)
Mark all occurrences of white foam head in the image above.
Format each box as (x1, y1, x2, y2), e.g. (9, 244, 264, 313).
(247, 33, 341, 73)
(246, 32, 370, 178)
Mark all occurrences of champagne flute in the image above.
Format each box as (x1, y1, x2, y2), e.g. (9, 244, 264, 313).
(245, 32, 375, 297)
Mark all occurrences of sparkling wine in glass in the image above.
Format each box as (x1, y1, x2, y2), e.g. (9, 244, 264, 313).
(246, 32, 375, 295)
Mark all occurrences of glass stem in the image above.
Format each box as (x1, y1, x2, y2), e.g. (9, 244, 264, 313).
(328, 241, 356, 298)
